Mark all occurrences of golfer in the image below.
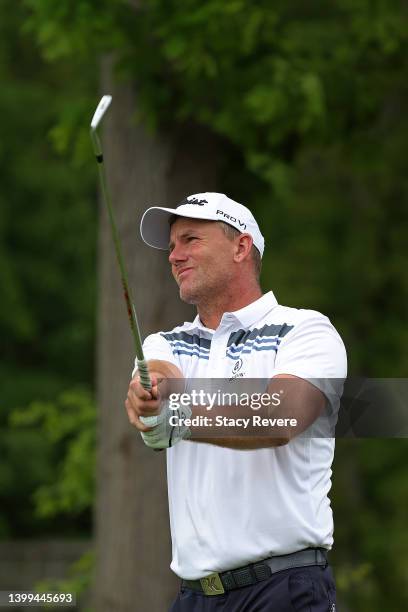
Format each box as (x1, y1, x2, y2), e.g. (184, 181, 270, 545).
(126, 193, 346, 611)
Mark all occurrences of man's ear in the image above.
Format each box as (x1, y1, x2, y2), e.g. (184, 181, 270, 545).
(233, 233, 253, 263)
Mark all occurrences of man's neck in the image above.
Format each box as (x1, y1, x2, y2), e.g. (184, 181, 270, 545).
(197, 286, 263, 330)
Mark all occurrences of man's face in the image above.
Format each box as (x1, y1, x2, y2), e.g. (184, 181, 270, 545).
(168, 218, 236, 305)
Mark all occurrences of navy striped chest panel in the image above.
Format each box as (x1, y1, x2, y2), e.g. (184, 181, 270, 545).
(161, 331, 211, 360)
(226, 323, 294, 360)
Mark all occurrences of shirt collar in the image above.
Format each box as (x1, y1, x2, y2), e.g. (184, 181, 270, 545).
(183, 291, 279, 332)
(227, 291, 279, 327)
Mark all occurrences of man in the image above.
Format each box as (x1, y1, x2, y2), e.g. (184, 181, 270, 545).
(126, 192, 346, 611)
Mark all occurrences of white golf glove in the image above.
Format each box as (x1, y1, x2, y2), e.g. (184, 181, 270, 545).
(140, 402, 192, 449)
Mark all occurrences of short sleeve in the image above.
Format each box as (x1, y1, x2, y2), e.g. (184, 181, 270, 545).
(272, 313, 347, 410)
(132, 332, 179, 377)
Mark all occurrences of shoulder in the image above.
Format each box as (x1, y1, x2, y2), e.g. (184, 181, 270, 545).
(271, 305, 343, 339)
(160, 322, 198, 339)
(144, 321, 199, 346)
(271, 305, 347, 379)
(142, 321, 210, 369)
(273, 304, 332, 325)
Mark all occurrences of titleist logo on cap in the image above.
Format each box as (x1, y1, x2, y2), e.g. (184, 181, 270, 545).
(177, 197, 208, 207)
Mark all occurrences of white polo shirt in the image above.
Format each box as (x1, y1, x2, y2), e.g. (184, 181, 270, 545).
(140, 291, 347, 580)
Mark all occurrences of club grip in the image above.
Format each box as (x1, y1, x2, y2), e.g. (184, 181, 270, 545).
(137, 358, 152, 391)
(137, 359, 159, 428)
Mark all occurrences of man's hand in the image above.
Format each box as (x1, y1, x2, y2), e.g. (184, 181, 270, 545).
(125, 372, 163, 432)
(125, 360, 189, 449)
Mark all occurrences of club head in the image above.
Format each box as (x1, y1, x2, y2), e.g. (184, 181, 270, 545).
(90, 95, 112, 130)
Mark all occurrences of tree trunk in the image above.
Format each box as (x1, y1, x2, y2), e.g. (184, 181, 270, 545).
(93, 57, 219, 611)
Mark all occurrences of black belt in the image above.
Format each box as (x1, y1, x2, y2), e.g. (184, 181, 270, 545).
(182, 548, 328, 596)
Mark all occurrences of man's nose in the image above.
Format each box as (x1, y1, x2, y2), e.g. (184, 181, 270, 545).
(168, 242, 187, 264)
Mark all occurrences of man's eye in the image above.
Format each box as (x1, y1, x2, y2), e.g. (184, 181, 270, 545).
(187, 236, 197, 241)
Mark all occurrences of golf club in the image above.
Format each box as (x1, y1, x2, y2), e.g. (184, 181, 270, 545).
(90, 96, 155, 412)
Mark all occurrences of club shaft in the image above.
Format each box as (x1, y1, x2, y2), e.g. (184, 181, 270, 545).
(95, 146, 152, 391)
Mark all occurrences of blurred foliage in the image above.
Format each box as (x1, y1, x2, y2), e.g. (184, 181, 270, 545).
(10, 388, 95, 519)
(332, 439, 408, 609)
(0, 388, 95, 539)
(0, 0, 406, 610)
(0, 0, 96, 537)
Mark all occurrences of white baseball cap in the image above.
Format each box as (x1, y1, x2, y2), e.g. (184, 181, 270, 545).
(140, 192, 265, 256)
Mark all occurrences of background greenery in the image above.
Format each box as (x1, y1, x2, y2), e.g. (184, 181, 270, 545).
(1, 1, 406, 610)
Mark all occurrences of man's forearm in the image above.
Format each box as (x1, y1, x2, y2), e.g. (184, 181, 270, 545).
(185, 403, 290, 449)
(179, 375, 326, 449)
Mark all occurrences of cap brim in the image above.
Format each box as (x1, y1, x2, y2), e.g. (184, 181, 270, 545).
(140, 206, 218, 250)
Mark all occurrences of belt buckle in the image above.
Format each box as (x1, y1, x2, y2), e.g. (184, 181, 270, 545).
(200, 572, 225, 596)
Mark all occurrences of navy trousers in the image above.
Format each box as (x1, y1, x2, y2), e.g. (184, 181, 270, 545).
(169, 565, 337, 612)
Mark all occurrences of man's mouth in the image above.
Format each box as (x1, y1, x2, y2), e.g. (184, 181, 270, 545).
(177, 267, 193, 282)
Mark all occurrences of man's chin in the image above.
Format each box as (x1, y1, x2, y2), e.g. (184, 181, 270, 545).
(179, 285, 200, 305)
